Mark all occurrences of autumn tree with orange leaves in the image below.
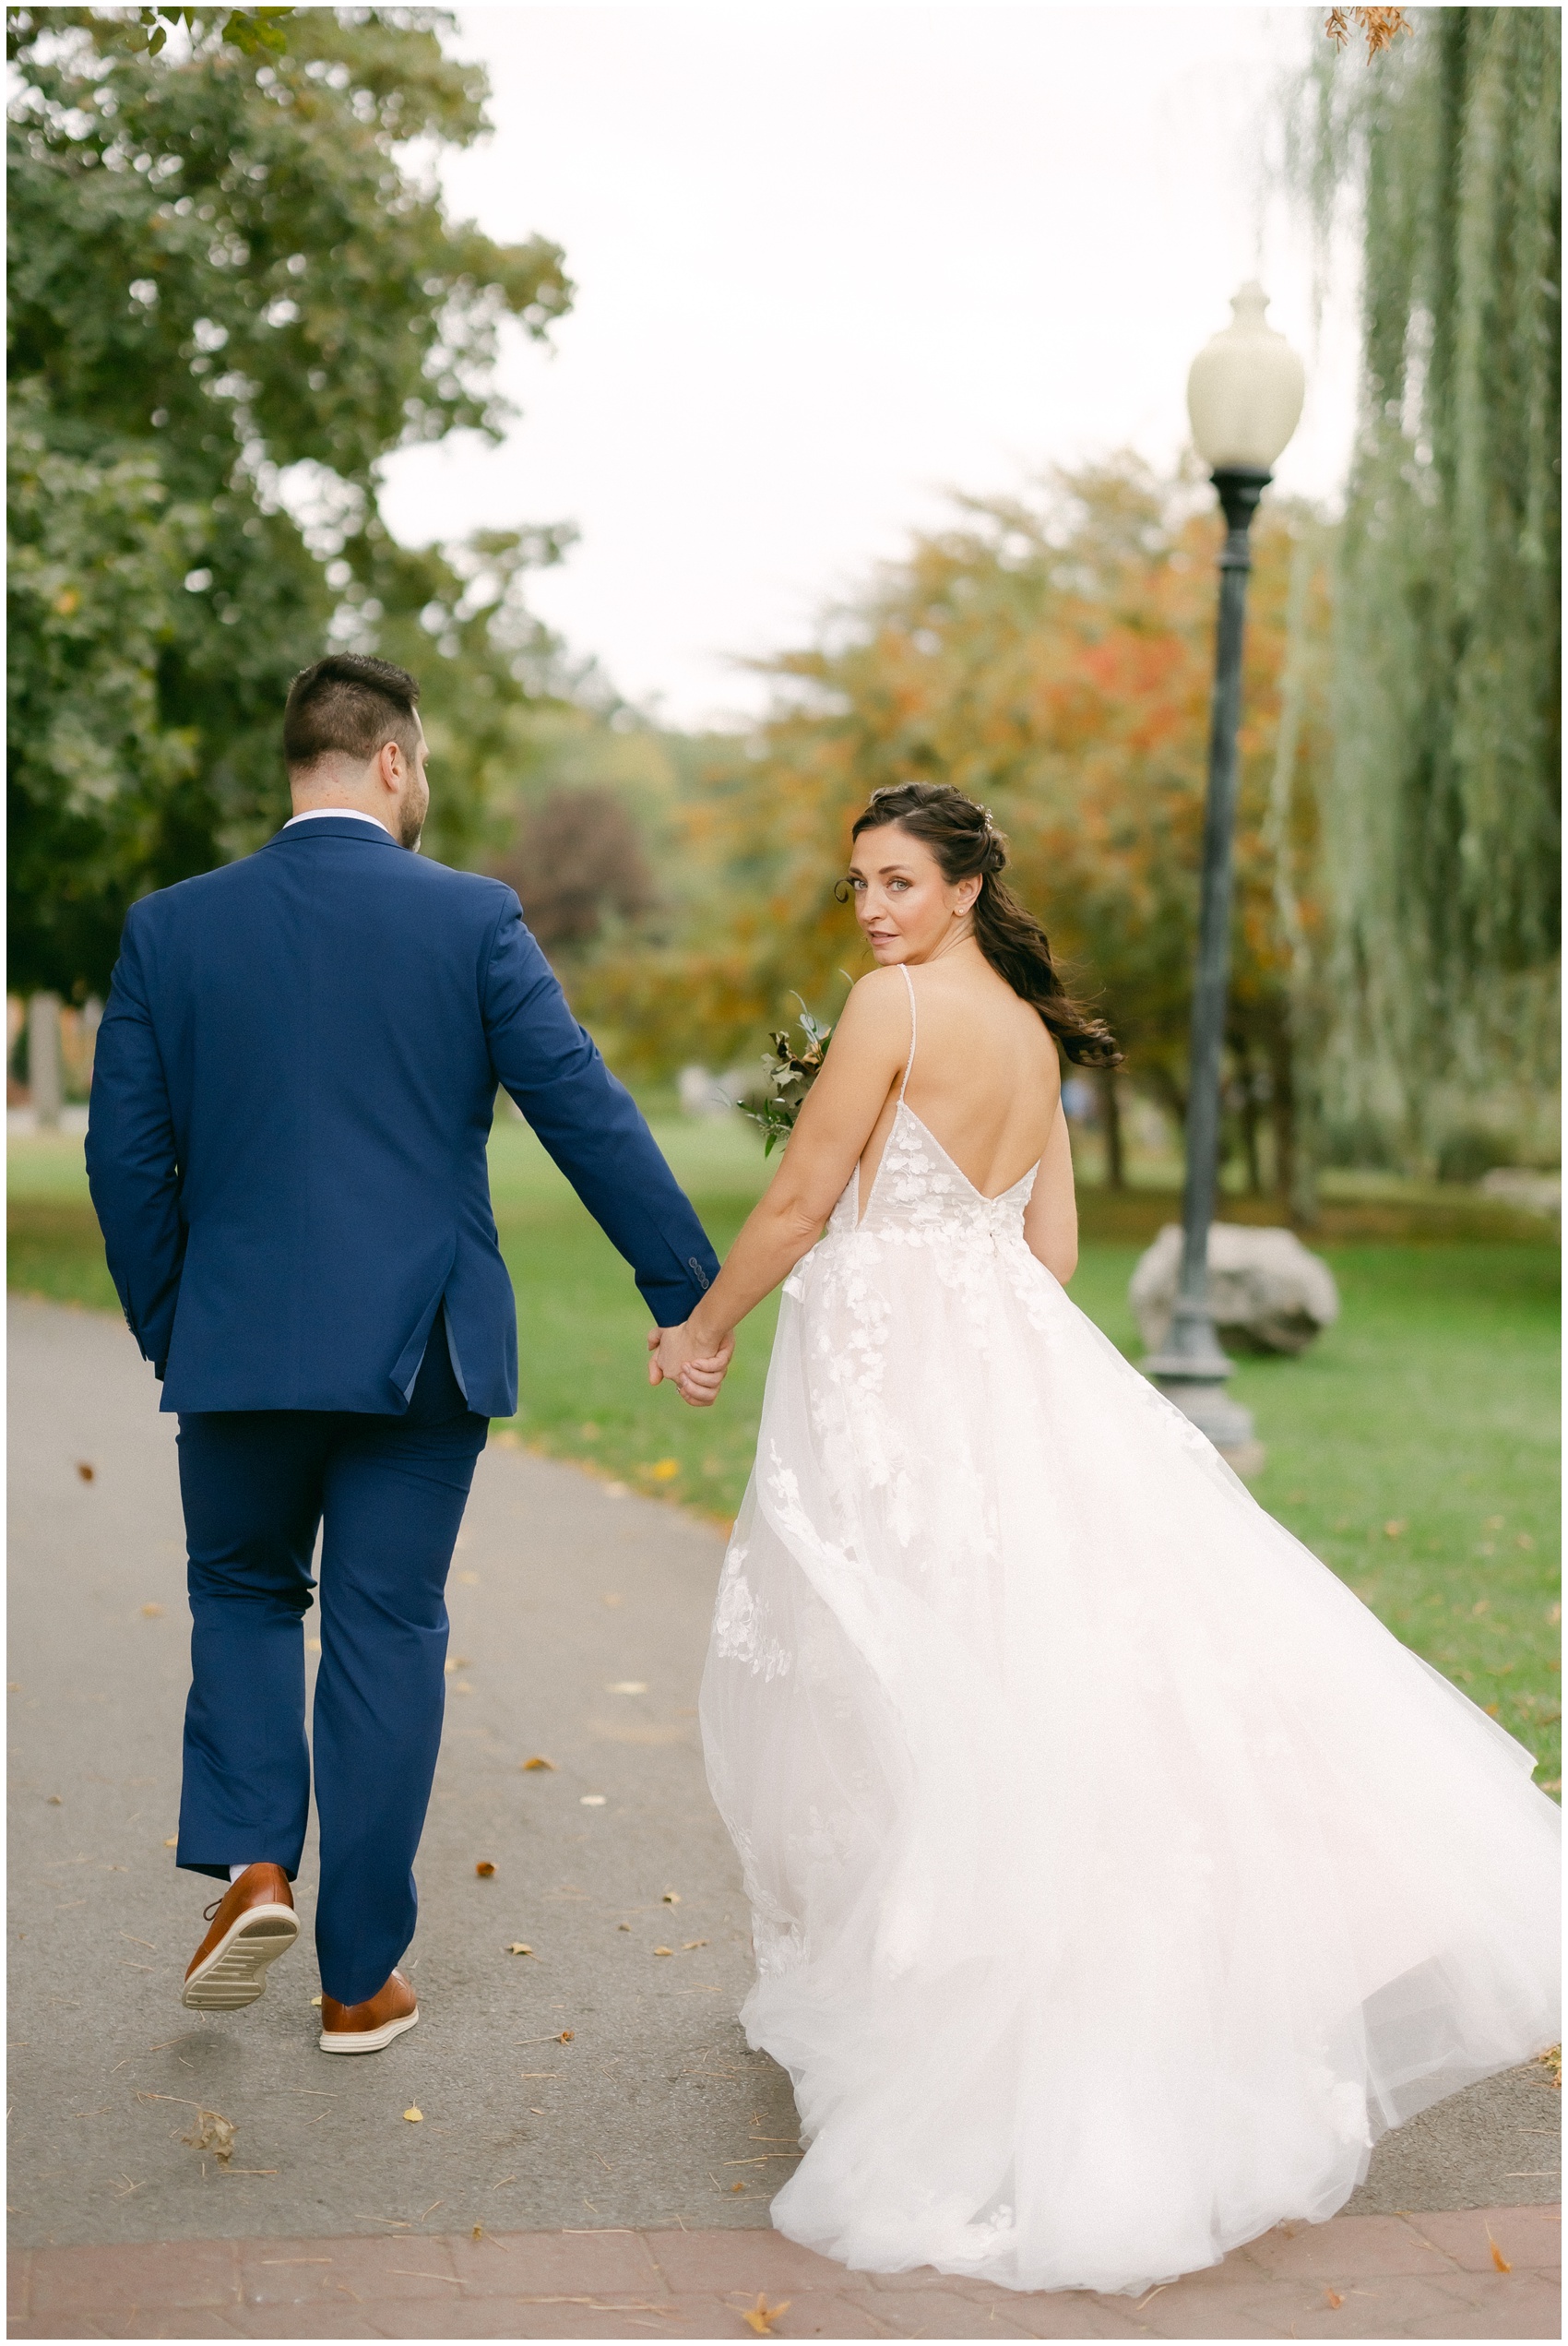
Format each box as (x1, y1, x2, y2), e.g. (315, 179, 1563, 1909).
(578, 456, 1332, 1202)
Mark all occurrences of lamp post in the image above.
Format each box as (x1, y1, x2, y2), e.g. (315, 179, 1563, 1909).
(1144, 282, 1304, 1458)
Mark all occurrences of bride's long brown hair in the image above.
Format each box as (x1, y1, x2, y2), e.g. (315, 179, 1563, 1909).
(847, 781, 1123, 1068)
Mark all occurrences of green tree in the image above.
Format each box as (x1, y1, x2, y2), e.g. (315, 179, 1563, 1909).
(8, 6, 571, 997)
(1293, 7, 1561, 1171)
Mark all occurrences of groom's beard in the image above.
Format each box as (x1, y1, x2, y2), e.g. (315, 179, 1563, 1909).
(394, 793, 427, 851)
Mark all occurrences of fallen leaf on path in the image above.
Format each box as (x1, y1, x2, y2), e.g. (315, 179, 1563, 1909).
(1536, 2043, 1561, 2087)
(606, 1681, 647, 1695)
(662, 1891, 681, 1905)
(1487, 2232, 1511, 2272)
(475, 1862, 496, 1877)
(579, 1795, 606, 1806)
(520, 1756, 556, 1771)
(403, 2107, 423, 2124)
(163, 1838, 177, 1848)
(141, 1602, 164, 1617)
(683, 1940, 708, 1950)
(507, 1944, 534, 1957)
(738, 2295, 791, 2335)
(47, 1795, 61, 1804)
(311, 1995, 323, 2006)
(617, 1923, 632, 1932)
(730, 2181, 746, 2193)
(1324, 2285, 1343, 2308)
(181, 2107, 236, 2162)
(559, 2030, 574, 2042)
(653, 1947, 673, 1958)
(77, 1463, 95, 1482)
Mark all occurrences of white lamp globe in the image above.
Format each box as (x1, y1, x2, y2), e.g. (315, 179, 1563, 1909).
(1186, 281, 1305, 473)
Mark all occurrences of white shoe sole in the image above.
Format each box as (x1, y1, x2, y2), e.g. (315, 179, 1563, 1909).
(319, 2007, 420, 2055)
(182, 1903, 299, 2011)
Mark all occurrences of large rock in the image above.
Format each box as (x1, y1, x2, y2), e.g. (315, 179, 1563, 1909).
(1130, 1222, 1339, 1357)
(1479, 1168, 1561, 1220)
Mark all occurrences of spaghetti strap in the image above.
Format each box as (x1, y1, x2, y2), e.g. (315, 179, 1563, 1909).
(897, 964, 917, 1103)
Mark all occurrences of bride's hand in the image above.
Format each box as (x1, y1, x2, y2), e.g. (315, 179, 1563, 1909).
(647, 1321, 734, 1408)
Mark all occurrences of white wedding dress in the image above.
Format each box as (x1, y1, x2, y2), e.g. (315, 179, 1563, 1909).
(699, 971, 1560, 2297)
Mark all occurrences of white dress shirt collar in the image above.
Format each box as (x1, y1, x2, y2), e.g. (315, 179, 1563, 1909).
(283, 807, 393, 837)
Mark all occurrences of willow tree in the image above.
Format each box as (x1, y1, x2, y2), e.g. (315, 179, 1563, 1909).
(1296, 8, 1561, 1171)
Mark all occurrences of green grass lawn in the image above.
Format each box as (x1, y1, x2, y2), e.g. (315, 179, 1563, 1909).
(11, 1118, 1561, 1792)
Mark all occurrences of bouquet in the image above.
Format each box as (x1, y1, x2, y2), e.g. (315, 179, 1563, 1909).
(742, 999, 833, 1155)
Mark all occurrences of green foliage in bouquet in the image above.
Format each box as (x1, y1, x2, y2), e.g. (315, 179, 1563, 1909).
(742, 1000, 833, 1155)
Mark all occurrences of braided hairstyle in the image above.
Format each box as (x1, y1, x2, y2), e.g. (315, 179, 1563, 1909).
(847, 780, 1123, 1067)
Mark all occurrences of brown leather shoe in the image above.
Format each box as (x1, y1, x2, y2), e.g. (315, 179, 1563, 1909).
(319, 1967, 419, 2055)
(182, 1864, 298, 2011)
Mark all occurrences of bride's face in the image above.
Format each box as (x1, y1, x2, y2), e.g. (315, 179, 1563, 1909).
(846, 825, 980, 963)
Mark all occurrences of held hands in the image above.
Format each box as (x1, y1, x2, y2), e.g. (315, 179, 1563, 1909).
(647, 1319, 734, 1408)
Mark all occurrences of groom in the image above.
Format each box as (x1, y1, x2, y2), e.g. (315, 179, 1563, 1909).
(87, 652, 724, 2053)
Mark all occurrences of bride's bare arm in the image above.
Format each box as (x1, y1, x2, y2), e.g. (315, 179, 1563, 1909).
(660, 971, 910, 1378)
(1022, 1099, 1078, 1283)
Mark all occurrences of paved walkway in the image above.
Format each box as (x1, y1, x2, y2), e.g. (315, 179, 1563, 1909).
(7, 1298, 1562, 2337)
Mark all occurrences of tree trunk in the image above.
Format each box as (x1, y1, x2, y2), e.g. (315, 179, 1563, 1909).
(1233, 1037, 1264, 1196)
(1097, 1067, 1125, 1190)
(28, 993, 62, 1129)
(1285, 1027, 1323, 1227)
(1270, 1034, 1296, 1208)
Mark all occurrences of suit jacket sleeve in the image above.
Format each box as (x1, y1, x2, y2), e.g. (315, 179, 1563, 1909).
(84, 906, 185, 1375)
(482, 896, 719, 1325)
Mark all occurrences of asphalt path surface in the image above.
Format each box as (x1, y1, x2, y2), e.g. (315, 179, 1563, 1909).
(7, 1297, 1559, 2256)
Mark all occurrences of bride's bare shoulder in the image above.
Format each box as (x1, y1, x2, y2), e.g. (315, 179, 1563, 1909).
(837, 964, 911, 1031)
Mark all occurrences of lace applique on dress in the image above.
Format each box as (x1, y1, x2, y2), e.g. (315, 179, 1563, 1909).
(711, 1540, 791, 1682)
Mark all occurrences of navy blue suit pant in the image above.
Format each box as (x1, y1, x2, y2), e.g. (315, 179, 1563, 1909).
(174, 1317, 488, 2006)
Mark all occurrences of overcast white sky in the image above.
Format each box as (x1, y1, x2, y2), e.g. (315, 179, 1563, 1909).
(377, 4, 1360, 727)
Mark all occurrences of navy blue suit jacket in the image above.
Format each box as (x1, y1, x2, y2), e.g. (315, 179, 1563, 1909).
(85, 816, 719, 1417)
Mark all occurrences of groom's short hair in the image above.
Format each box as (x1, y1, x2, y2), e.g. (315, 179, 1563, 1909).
(284, 654, 422, 771)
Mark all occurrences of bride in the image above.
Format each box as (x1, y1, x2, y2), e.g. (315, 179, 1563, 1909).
(648, 780, 1561, 2297)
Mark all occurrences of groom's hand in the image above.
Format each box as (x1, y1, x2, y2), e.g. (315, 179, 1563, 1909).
(647, 1322, 734, 1408)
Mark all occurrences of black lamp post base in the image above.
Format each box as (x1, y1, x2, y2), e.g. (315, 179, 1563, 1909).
(1145, 1366, 1265, 1473)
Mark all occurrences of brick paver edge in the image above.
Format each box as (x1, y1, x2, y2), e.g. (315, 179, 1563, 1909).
(8, 2204, 1562, 2327)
